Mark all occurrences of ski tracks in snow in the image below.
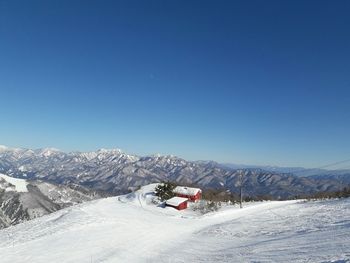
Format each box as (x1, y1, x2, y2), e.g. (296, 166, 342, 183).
(0, 186, 349, 263)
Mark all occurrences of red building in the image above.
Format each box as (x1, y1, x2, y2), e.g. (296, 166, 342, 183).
(165, 196, 188, 210)
(173, 186, 202, 202)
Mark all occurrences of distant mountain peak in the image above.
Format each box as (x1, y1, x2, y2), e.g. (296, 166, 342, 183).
(96, 148, 123, 154)
(34, 148, 61, 157)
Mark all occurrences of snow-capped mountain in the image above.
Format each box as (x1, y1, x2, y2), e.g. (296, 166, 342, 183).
(0, 173, 103, 229)
(0, 145, 346, 198)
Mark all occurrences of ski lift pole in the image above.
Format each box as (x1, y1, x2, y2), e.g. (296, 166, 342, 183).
(239, 170, 243, 209)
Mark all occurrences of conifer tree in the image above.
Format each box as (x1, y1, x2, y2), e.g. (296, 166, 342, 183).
(154, 182, 176, 201)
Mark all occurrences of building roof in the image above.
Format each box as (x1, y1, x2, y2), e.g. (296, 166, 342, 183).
(173, 186, 201, 196)
(165, 196, 188, 207)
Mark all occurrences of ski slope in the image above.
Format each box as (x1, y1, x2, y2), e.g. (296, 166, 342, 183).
(0, 184, 349, 263)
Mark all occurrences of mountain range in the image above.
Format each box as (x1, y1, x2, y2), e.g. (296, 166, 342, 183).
(221, 163, 350, 177)
(0, 145, 348, 200)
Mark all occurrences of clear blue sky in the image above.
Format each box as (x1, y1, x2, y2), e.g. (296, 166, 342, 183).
(1, 0, 350, 168)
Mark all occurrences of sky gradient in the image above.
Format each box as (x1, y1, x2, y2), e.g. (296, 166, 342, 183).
(1, 0, 350, 168)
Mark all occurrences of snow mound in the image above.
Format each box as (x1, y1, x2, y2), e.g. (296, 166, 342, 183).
(118, 183, 158, 205)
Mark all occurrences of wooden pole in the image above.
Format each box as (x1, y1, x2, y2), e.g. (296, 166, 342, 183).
(239, 170, 243, 209)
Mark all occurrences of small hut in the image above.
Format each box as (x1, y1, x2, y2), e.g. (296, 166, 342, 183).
(165, 196, 188, 210)
(173, 186, 202, 202)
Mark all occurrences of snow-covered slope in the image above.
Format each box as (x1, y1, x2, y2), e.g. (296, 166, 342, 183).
(0, 184, 349, 262)
(0, 173, 103, 229)
(0, 173, 28, 192)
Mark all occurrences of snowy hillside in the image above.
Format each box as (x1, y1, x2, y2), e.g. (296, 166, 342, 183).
(0, 173, 28, 192)
(0, 173, 103, 229)
(0, 184, 349, 262)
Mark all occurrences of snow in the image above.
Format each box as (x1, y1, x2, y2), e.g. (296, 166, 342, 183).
(165, 196, 188, 206)
(18, 165, 27, 172)
(97, 148, 123, 154)
(0, 184, 349, 262)
(0, 145, 8, 152)
(35, 148, 61, 157)
(0, 173, 28, 192)
(174, 186, 201, 196)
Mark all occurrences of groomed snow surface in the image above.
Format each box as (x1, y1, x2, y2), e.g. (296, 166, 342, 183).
(0, 184, 349, 263)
